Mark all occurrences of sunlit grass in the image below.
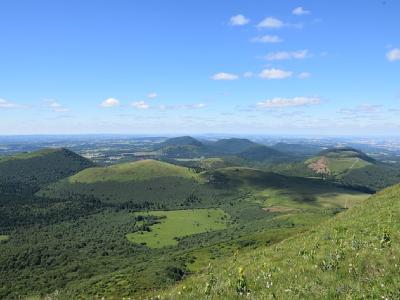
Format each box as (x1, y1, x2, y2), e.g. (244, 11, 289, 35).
(126, 209, 229, 248)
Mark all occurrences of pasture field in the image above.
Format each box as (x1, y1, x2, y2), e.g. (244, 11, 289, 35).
(0, 235, 9, 241)
(126, 209, 229, 248)
(152, 184, 400, 299)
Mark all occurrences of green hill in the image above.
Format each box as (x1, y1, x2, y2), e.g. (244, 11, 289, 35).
(156, 136, 206, 158)
(161, 144, 205, 158)
(153, 183, 400, 299)
(271, 147, 400, 191)
(208, 138, 259, 155)
(68, 159, 199, 183)
(158, 136, 203, 148)
(37, 159, 213, 208)
(306, 147, 375, 177)
(0, 148, 93, 190)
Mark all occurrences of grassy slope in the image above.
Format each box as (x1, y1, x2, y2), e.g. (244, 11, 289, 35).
(272, 149, 400, 191)
(306, 154, 371, 177)
(155, 184, 400, 299)
(67, 159, 200, 183)
(209, 167, 369, 210)
(127, 209, 229, 248)
(0, 235, 8, 242)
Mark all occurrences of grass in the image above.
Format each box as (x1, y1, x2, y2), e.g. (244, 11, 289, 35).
(152, 184, 400, 299)
(126, 209, 229, 248)
(0, 235, 9, 242)
(254, 187, 368, 210)
(67, 159, 201, 183)
(212, 167, 370, 210)
(306, 155, 372, 177)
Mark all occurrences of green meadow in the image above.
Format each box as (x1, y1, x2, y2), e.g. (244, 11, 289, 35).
(126, 209, 229, 248)
(0, 235, 9, 242)
(152, 184, 400, 299)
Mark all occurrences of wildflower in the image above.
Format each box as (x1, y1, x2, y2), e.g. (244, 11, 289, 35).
(236, 267, 250, 295)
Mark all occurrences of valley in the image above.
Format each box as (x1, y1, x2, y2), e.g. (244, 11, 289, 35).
(1, 135, 394, 298)
(2, 1, 400, 298)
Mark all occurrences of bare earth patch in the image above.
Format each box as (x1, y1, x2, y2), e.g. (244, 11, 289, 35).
(308, 156, 331, 175)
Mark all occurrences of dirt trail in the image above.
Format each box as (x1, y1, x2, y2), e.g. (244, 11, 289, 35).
(348, 158, 360, 170)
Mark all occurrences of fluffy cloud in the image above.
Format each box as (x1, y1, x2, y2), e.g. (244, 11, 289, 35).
(259, 68, 293, 79)
(229, 14, 250, 26)
(100, 98, 120, 108)
(0, 98, 23, 109)
(44, 99, 69, 112)
(386, 48, 400, 61)
(131, 101, 150, 109)
(264, 49, 309, 60)
(257, 17, 284, 28)
(211, 72, 239, 80)
(251, 35, 283, 43)
(298, 72, 311, 79)
(257, 97, 321, 108)
(147, 92, 158, 99)
(292, 7, 310, 16)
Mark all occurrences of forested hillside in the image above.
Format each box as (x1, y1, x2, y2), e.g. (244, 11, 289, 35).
(0, 148, 93, 192)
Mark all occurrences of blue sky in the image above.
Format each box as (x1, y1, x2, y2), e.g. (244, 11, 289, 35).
(0, 0, 399, 135)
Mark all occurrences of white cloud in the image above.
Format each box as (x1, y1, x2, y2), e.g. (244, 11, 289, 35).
(292, 7, 310, 16)
(243, 72, 254, 78)
(211, 72, 239, 80)
(100, 98, 120, 108)
(265, 49, 309, 60)
(229, 14, 250, 26)
(131, 101, 150, 109)
(251, 35, 283, 43)
(257, 17, 284, 28)
(257, 97, 321, 108)
(298, 72, 311, 79)
(147, 92, 158, 99)
(259, 68, 293, 79)
(0, 98, 23, 109)
(44, 99, 69, 112)
(386, 48, 400, 61)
